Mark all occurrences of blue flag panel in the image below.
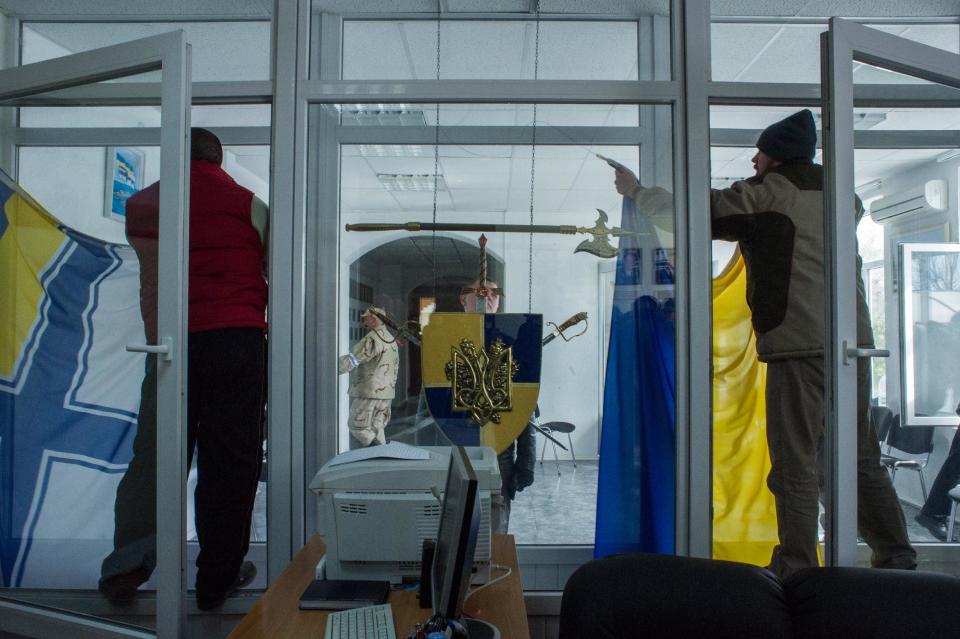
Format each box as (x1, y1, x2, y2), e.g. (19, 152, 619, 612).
(594, 193, 676, 558)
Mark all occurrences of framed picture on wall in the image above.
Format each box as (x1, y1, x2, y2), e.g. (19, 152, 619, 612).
(900, 242, 960, 426)
(104, 146, 145, 221)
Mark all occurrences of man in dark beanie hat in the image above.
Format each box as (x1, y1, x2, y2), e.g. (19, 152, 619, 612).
(613, 109, 915, 579)
(756, 108, 818, 162)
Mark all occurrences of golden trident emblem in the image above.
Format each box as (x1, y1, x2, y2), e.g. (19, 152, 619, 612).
(445, 337, 519, 426)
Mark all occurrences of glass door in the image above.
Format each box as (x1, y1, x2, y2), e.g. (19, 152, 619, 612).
(822, 19, 960, 568)
(0, 33, 191, 637)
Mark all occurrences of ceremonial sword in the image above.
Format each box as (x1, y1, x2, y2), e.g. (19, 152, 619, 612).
(345, 209, 640, 259)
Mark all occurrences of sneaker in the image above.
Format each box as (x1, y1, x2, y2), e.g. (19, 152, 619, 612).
(98, 566, 152, 605)
(915, 512, 948, 541)
(196, 561, 257, 611)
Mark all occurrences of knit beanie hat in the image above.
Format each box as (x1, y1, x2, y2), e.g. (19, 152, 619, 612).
(756, 109, 817, 162)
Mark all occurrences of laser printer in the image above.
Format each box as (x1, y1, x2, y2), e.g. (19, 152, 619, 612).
(309, 445, 500, 584)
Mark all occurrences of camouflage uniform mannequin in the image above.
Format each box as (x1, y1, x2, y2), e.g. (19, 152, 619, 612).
(339, 307, 399, 448)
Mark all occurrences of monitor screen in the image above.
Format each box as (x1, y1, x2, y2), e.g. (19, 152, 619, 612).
(431, 445, 481, 621)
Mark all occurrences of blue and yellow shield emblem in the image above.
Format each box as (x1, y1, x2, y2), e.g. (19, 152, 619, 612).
(422, 313, 542, 453)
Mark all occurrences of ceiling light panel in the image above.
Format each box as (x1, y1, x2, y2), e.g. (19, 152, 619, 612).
(338, 105, 427, 126)
(377, 173, 448, 192)
(357, 144, 426, 157)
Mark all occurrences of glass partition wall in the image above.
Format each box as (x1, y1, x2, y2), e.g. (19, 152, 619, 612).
(322, 103, 668, 550)
(298, 6, 701, 594)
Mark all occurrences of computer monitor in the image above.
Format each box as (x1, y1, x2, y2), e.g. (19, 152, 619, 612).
(431, 445, 481, 622)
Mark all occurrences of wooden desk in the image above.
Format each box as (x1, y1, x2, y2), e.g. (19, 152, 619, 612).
(228, 534, 530, 639)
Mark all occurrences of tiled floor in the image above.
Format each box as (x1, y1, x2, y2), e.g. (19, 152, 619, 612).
(505, 459, 958, 548)
(510, 459, 599, 545)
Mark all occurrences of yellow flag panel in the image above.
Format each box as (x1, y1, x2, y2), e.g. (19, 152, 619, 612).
(712, 254, 778, 565)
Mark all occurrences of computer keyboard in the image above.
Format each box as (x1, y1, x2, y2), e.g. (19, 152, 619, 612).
(323, 603, 396, 639)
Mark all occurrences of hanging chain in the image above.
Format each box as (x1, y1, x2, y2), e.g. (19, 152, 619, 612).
(431, 3, 442, 298)
(527, 1, 541, 313)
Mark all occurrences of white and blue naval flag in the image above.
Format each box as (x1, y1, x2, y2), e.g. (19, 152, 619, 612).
(1, 169, 145, 587)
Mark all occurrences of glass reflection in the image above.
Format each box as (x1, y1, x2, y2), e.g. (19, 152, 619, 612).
(328, 103, 676, 551)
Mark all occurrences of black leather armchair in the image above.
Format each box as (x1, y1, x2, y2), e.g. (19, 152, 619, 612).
(559, 552, 960, 638)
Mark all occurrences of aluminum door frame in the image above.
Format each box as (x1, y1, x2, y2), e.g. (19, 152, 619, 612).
(0, 31, 191, 638)
(821, 18, 960, 567)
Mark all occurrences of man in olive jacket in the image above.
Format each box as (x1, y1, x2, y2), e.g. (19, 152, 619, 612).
(614, 109, 915, 578)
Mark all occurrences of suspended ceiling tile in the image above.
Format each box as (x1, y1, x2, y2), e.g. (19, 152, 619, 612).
(341, 189, 402, 214)
(440, 146, 515, 161)
(533, 22, 638, 81)
(710, 23, 785, 83)
(441, 156, 512, 190)
(591, 145, 640, 165)
(23, 21, 271, 81)
(390, 190, 454, 211)
(879, 148, 952, 163)
(448, 188, 509, 212)
(444, 0, 527, 11)
(710, 105, 820, 130)
(506, 188, 567, 211)
(867, 24, 960, 54)
(340, 157, 386, 189)
(853, 64, 936, 85)
(342, 22, 416, 80)
(712, 0, 960, 17)
(575, 156, 623, 184)
(710, 147, 750, 163)
(364, 155, 441, 175)
(871, 109, 960, 130)
(192, 105, 272, 128)
(440, 21, 527, 79)
(559, 188, 624, 214)
(0, 0, 271, 18)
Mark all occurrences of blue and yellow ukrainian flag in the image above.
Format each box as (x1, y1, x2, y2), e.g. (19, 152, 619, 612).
(594, 189, 777, 563)
(1, 169, 145, 588)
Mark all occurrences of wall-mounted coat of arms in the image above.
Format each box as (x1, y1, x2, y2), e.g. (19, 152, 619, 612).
(421, 313, 542, 453)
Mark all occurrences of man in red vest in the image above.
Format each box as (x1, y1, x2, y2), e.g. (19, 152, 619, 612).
(99, 128, 269, 610)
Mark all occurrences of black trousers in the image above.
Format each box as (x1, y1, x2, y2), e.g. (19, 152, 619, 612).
(920, 427, 960, 519)
(102, 327, 266, 597)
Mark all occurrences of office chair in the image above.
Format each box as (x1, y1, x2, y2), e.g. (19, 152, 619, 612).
(870, 405, 895, 443)
(877, 411, 935, 501)
(539, 421, 577, 475)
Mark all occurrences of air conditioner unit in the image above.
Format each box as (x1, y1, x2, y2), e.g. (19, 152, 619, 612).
(870, 179, 948, 223)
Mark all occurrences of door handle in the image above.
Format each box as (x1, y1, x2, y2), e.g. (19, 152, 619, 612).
(126, 336, 173, 362)
(843, 340, 889, 365)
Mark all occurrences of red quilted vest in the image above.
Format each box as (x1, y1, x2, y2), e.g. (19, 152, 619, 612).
(126, 161, 267, 341)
